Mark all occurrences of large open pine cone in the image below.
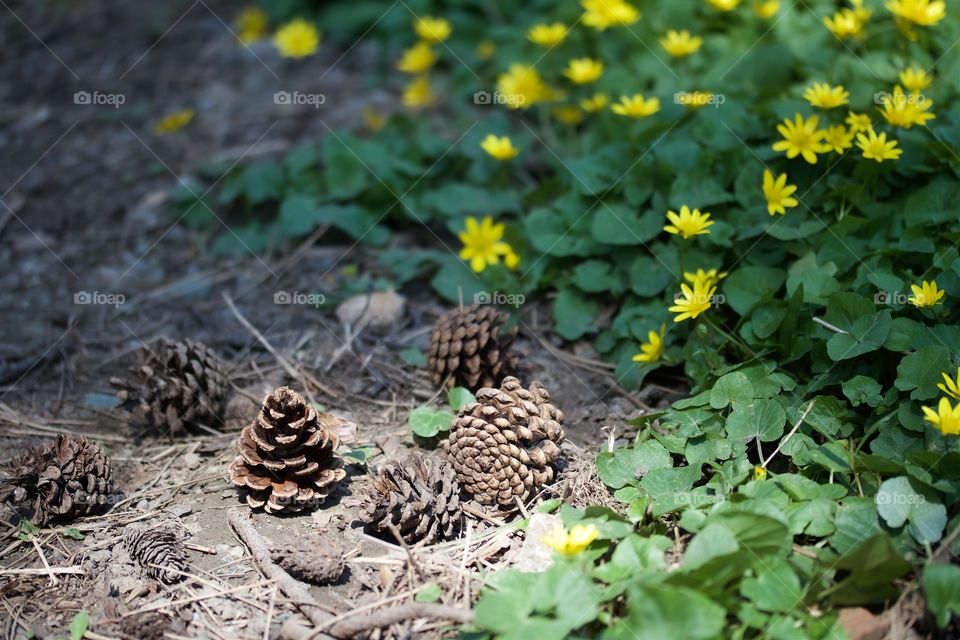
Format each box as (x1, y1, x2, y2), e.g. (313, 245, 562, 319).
(0, 435, 112, 525)
(445, 377, 564, 509)
(228, 387, 348, 514)
(111, 338, 229, 437)
(427, 305, 518, 391)
(358, 454, 463, 545)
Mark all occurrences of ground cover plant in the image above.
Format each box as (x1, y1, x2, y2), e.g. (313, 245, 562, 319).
(2, 0, 960, 638)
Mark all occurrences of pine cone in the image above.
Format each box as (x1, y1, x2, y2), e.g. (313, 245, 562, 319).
(427, 305, 518, 391)
(359, 454, 463, 545)
(0, 435, 112, 525)
(445, 377, 564, 509)
(111, 338, 229, 437)
(124, 523, 187, 584)
(228, 386, 348, 514)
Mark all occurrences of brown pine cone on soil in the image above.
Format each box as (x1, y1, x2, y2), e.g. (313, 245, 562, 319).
(445, 376, 564, 509)
(111, 338, 229, 437)
(358, 454, 463, 545)
(124, 523, 188, 584)
(0, 434, 112, 525)
(228, 386, 349, 514)
(427, 304, 519, 392)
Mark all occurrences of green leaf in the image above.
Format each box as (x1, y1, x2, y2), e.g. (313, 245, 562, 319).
(825, 311, 892, 361)
(572, 260, 614, 293)
(399, 348, 427, 367)
(447, 387, 476, 411)
(591, 205, 661, 245)
(603, 585, 725, 640)
(58, 528, 85, 540)
(895, 345, 952, 400)
(723, 266, 785, 315)
(828, 534, 911, 604)
(842, 376, 883, 407)
(740, 559, 803, 613)
(709, 372, 754, 409)
(553, 289, 598, 341)
(408, 407, 454, 438)
(725, 399, 786, 442)
(70, 611, 90, 640)
(923, 564, 960, 628)
(415, 582, 442, 603)
(596, 441, 672, 489)
(875, 476, 947, 543)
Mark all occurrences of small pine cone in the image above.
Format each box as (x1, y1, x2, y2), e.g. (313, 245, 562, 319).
(111, 338, 229, 437)
(427, 305, 519, 392)
(124, 523, 187, 584)
(359, 454, 463, 545)
(445, 377, 564, 509)
(272, 538, 345, 585)
(0, 435, 112, 525)
(228, 386, 348, 514)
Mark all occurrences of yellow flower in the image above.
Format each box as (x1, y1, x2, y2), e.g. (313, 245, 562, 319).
(684, 268, 728, 289)
(235, 7, 268, 44)
(413, 16, 452, 43)
(153, 108, 194, 135)
(527, 22, 567, 47)
(362, 108, 385, 132)
(908, 280, 944, 307)
(922, 397, 960, 436)
(563, 58, 604, 84)
(878, 85, 935, 128)
(458, 216, 513, 272)
(823, 125, 855, 153)
(542, 524, 600, 556)
(397, 41, 438, 74)
(937, 368, 960, 400)
(480, 134, 519, 161)
(581, 0, 641, 30)
(852, 0, 874, 22)
(762, 170, 799, 215)
(504, 249, 520, 270)
(497, 64, 548, 110)
(845, 111, 872, 133)
(659, 30, 703, 57)
(633, 324, 666, 363)
(856, 129, 902, 162)
(552, 105, 584, 125)
(772, 113, 830, 164)
(753, 0, 780, 18)
(824, 9, 866, 39)
(664, 205, 713, 239)
(885, 0, 946, 26)
(803, 82, 849, 109)
(402, 76, 434, 108)
(677, 91, 715, 109)
(900, 66, 932, 92)
(273, 18, 320, 59)
(611, 94, 660, 118)
(477, 40, 496, 60)
(753, 466, 768, 480)
(580, 93, 609, 112)
(707, 0, 741, 11)
(670, 280, 717, 323)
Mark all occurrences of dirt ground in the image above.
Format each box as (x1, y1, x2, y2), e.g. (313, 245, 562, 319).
(0, 2, 678, 638)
